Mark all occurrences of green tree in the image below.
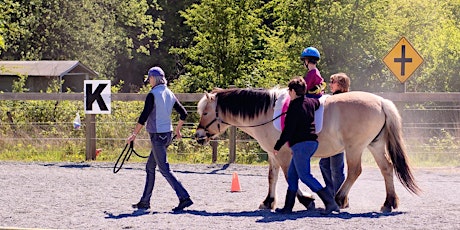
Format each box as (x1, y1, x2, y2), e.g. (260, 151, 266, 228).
(1, 0, 163, 82)
(266, 0, 394, 91)
(396, 0, 460, 92)
(170, 0, 266, 92)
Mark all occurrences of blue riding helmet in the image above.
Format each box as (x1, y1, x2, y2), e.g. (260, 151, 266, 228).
(300, 47, 320, 61)
(144, 66, 165, 84)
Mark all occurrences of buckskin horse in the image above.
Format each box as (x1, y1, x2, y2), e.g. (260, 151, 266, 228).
(194, 87, 421, 212)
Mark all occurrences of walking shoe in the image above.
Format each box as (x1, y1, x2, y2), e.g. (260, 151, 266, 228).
(132, 201, 150, 210)
(172, 197, 193, 212)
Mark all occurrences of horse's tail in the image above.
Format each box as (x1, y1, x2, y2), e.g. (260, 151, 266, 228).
(381, 99, 422, 195)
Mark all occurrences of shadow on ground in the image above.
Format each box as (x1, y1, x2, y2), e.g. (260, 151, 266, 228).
(103, 208, 404, 223)
(104, 210, 152, 219)
(185, 209, 404, 222)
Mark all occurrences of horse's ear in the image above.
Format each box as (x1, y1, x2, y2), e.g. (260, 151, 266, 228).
(211, 87, 223, 93)
(205, 92, 216, 101)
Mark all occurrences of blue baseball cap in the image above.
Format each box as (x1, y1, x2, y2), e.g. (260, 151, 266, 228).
(144, 66, 165, 84)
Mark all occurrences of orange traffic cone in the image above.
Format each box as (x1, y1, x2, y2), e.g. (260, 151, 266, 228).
(231, 172, 241, 192)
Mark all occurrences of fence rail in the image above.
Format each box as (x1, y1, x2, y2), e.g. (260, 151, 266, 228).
(2, 92, 460, 102)
(1, 92, 459, 162)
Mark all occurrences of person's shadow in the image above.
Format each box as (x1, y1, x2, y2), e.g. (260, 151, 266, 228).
(104, 210, 152, 219)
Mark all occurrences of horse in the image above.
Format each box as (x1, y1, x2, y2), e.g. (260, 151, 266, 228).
(194, 87, 421, 213)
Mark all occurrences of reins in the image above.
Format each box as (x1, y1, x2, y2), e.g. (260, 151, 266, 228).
(199, 108, 286, 134)
(220, 111, 287, 128)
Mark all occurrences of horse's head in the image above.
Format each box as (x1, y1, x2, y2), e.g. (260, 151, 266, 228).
(195, 91, 231, 145)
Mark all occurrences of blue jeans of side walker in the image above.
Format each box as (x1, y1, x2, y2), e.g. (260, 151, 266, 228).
(140, 132, 190, 204)
(319, 152, 345, 197)
(287, 141, 323, 193)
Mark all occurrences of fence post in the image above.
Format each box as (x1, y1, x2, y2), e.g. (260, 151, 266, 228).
(229, 126, 236, 163)
(211, 140, 218, 163)
(228, 85, 237, 163)
(85, 114, 96, 160)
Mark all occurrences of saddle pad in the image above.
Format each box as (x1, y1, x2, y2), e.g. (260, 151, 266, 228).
(314, 94, 330, 134)
(273, 93, 330, 134)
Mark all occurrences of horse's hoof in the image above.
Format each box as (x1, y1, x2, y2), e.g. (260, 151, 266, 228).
(335, 195, 349, 209)
(259, 197, 275, 210)
(258, 203, 271, 210)
(307, 201, 315, 210)
(380, 205, 392, 213)
(337, 196, 349, 209)
(297, 194, 315, 210)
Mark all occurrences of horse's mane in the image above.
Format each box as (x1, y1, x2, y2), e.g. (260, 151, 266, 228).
(215, 87, 284, 120)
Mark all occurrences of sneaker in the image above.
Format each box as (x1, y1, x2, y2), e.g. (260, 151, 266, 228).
(172, 198, 193, 212)
(132, 201, 150, 210)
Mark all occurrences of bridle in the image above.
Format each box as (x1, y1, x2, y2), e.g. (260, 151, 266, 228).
(196, 110, 225, 138)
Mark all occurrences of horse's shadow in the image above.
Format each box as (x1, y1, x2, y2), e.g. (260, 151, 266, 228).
(185, 209, 404, 222)
(104, 209, 404, 222)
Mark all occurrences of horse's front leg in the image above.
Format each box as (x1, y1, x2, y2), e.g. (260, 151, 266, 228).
(259, 159, 279, 210)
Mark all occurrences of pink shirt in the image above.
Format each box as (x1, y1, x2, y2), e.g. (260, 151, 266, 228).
(303, 68, 324, 93)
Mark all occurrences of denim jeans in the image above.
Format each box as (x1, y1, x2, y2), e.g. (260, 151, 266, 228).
(140, 132, 190, 203)
(319, 152, 345, 197)
(287, 140, 323, 193)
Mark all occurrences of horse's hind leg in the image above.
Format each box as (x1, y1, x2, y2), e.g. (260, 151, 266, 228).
(336, 147, 365, 209)
(368, 141, 399, 213)
(296, 189, 315, 210)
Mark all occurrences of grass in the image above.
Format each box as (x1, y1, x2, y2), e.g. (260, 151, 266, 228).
(1, 142, 459, 168)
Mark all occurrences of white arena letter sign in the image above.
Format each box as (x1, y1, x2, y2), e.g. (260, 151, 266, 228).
(84, 80, 111, 114)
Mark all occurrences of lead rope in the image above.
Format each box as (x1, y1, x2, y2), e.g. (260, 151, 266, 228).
(113, 136, 194, 174)
(113, 141, 148, 174)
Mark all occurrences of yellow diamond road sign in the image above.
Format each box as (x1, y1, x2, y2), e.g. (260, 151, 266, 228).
(383, 37, 423, 83)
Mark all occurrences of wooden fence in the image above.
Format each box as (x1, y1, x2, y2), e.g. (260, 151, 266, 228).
(1, 92, 459, 162)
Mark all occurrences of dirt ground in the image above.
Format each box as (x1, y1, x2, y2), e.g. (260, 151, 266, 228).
(0, 161, 459, 230)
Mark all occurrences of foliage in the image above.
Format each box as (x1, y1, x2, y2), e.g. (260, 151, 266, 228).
(1, 0, 460, 166)
(170, 0, 267, 92)
(170, 0, 460, 93)
(0, 0, 163, 82)
(1, 0, 459, 93)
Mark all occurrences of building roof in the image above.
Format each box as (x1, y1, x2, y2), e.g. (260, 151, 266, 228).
(0, 60, 98, 78)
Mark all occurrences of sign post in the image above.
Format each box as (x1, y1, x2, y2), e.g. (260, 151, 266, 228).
(84, 80, 111, 160)
(383, 37, 423, 84)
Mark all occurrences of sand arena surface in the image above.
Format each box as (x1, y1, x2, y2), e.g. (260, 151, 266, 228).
(0, 161, 459, 230)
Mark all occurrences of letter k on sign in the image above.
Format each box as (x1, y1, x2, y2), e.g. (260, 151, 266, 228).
(84, 80, 111, 114)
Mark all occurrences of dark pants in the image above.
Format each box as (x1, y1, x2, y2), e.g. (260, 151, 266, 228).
(319, 152, 345, 197)
(287, 141, 323, 193)
(140, 132, 190, 203)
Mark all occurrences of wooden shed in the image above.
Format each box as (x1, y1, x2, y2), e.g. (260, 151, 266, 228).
(0, 60, 98, 92)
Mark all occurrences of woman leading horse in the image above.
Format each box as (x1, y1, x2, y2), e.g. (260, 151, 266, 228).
(195, 87, 421, 213)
